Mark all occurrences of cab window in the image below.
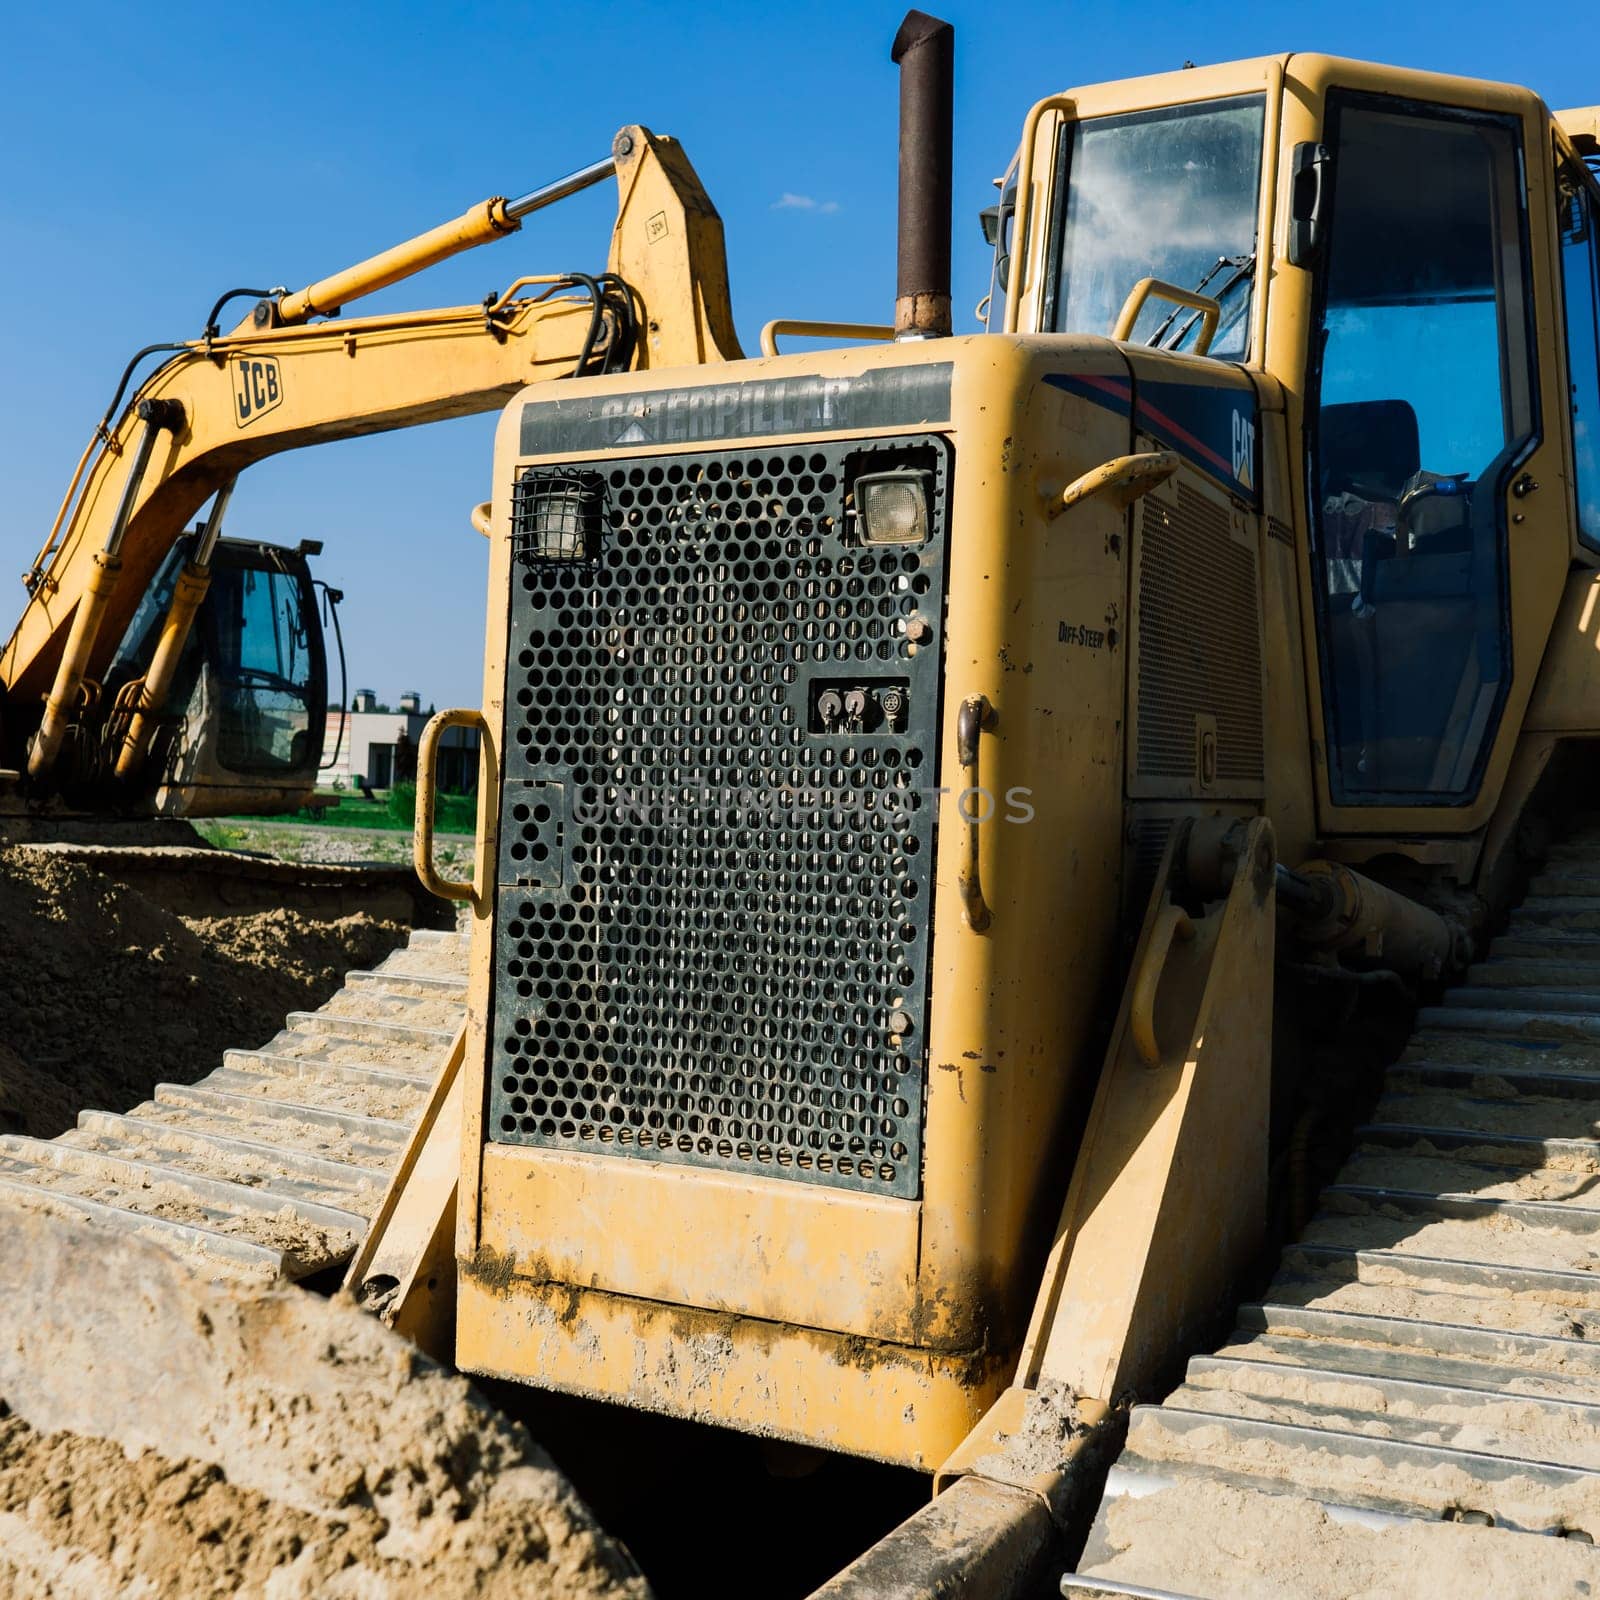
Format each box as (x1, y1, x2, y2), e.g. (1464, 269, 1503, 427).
(1308, 95, 1536, 804)
(1049, 95, 1265, 359)
(207, 562, 322, 774)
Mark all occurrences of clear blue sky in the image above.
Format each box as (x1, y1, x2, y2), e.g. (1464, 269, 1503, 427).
(2, 2, 1593, 709)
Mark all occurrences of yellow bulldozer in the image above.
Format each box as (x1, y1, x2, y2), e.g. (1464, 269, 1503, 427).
(8, 13, 1600, 1595)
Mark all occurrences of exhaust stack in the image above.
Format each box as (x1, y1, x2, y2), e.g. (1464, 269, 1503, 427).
(891, 10, 954, 339)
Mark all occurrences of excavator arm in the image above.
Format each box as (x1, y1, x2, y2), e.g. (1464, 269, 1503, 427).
(5, 125, 739, 786)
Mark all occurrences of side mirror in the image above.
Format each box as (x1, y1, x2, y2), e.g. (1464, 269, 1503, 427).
(979, 203, 1001, 247)
(1288, 142, 1331, 268)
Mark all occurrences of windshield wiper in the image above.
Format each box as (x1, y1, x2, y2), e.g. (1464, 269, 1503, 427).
(1149, 253, 1255, 351)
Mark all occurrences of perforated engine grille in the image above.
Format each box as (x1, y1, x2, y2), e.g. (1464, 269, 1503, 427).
(488, 438, 950, 1198)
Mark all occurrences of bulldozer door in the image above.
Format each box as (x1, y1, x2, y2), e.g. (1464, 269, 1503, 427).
(1305, 91, 1540, 807)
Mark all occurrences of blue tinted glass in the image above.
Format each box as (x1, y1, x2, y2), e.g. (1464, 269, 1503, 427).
(212, 564, 317, 774)
(1560, 168, 1600, 548)
(1309, 100, 1534, 804)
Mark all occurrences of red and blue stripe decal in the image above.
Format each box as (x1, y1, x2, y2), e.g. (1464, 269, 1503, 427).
(1045, 372, 1259, 506)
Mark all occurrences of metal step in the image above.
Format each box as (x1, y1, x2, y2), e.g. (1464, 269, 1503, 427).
(1282, 1240, 1600, 1303)
(116, 1093, 406, 1170)
(1356, 1122, 1600, 1169)
(1118, 1404, 1600, 1531)
(1388, 1057, 1600, 1100)
(1400, 1032, 1600, 1076)
(376, 945, 468, 979)
(284, 1010, 458, 1045)
(1468, 956, 1600, 987)
(1507, 893, 1600, 927)
(1320, 1181, 1600, 1232)
(1265, 1267, 1600, 1345)
(346, 968, 468, 995)
(222, 1047, 433, 1093)
(1438, 985, 1600, 1015)
(1417, 1005, 1600, 1042)
(1338, 1144, 1600, 1202)
(1176, 1352, 1600, 1469)
(158, 1077, 411, 1141)
(0, 1173, 285, 1275)
(1214, 1324, 1600, 1404)
(1234, 1297, 1600, 1377)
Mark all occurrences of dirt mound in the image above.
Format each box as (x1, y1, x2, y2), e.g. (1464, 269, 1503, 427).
(0, 848, 407, 1138)
(0, 851, 649, 1596)
(0, 1210, 649, 1599)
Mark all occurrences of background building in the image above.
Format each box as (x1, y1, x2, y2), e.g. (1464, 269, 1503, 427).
(320, 690, 479, 792)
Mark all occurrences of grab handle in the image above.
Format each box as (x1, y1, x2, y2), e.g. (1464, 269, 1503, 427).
(1048, 451, 1179, 519)
(415, 708, 490, 903)
(1112, 278, 1221, 352)
(956, 694, 997, 932)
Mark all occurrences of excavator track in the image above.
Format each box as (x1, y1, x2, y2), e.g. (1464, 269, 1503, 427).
(0, 924, 465, 1282)
(1068, 829, 1600, 1597)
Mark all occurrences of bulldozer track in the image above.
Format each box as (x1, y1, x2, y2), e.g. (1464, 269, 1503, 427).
(0, 924, 466, 1282)
(1069, 828, 1600, 1594)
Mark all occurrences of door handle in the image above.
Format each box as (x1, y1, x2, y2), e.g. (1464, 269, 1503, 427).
(1512, 472, 1539, 499)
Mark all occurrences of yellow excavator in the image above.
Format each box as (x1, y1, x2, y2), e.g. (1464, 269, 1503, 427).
(10, 11, 1600, 1595)
(0, 108, 715, 919)
(0, 190, 662, 820)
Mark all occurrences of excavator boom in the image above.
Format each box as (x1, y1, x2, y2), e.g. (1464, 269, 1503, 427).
(4, 124, 739, 809)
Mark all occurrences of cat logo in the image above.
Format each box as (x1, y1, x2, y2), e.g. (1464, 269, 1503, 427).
(1231, 408, 1256, 492)
(233, 357, 283, 427)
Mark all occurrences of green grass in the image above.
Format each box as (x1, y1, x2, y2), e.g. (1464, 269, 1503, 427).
(222, 786, 478, 834)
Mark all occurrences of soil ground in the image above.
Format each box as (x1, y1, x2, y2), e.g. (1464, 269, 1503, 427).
(0, 839, 651, 1599)
(0, 845, 409, 1139)
(0, 1212, 649, 1600)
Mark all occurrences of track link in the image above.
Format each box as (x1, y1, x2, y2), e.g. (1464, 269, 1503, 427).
(1069, 834, 1600, 1597)
(0, 926, 466, 1282)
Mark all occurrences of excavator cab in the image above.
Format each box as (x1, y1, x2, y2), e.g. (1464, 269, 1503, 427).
(102, 533, 328, 815)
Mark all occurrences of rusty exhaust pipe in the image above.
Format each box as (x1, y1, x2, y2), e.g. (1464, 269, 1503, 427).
(891, 9, 954, 339)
